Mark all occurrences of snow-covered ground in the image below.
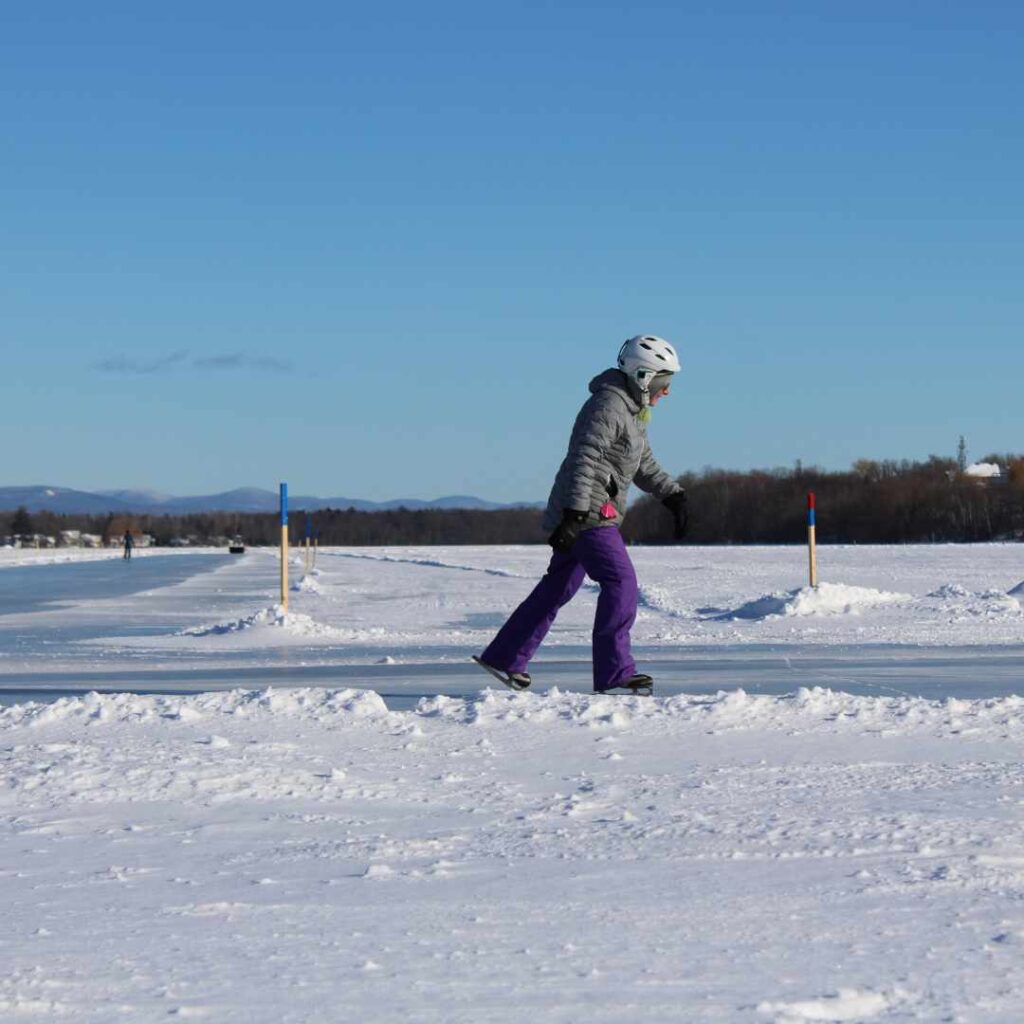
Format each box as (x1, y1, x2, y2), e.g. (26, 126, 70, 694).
(0, 546, 179, 568)
(2, 545, 1024, 1021)
(4, 685, 1024, 1022)
(2, 543, 1023, 671)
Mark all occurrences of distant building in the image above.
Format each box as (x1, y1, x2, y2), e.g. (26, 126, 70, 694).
(5, 535, 57, 549)
(965, 463, 1006, 486)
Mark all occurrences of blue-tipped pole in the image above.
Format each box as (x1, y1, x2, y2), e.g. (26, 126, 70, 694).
(280, 483, 289, 611)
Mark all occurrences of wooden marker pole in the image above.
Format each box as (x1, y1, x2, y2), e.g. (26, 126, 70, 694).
(280, 482, 289, 612)
(807, 491, 818, 588)
(304, 514, 312, 574)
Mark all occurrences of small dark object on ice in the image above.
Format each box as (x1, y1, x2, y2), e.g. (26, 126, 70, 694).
(471, 655, 531, 692)
(594, 674, 654, 697)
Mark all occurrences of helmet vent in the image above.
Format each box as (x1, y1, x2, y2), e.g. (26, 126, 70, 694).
(639, 341, 652, 350)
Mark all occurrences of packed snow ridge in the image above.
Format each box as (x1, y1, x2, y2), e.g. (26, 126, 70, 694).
(726, 582, 911, 620)
(291, 573, 322, 594)
(757, 987, 896, 1022)
(640, 582, 912, 622)
(637, 577, 1021, 626)
(180, 604, 345, 639)
(7, 685, 1024, 738)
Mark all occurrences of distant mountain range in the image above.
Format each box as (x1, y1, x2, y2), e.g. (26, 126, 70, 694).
(0, 486, 541, 515)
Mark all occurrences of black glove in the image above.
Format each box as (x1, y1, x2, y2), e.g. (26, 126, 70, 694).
(548, 509, 588, 552)
(661, 490, 689, 540)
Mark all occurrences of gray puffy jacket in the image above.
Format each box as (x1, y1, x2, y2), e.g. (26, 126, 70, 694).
(542, 368, 683, 533)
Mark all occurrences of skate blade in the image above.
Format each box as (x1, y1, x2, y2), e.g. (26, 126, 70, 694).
(471, 656, 530, 692)
(595, 685, 654, 697)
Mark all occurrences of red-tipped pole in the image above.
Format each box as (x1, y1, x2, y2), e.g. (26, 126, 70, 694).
(807, 492, 818, 588)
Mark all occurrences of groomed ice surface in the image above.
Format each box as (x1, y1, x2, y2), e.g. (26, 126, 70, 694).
(5, 543, 1018, 670)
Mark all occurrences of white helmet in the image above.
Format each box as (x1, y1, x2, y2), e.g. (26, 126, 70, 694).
(617, 335, 681, 395)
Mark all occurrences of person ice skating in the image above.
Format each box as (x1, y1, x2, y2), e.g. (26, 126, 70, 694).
(474, 335, 689, 696)
(122, 529, 134, 561)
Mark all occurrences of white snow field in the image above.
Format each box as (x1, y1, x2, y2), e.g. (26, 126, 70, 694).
(2, 544, 1024, 1021)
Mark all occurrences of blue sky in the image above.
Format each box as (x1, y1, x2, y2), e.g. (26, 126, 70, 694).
(3, 2, 1021, 501)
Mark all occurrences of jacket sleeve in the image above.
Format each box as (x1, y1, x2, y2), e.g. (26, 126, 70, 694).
(633, 439, 681, 499)
(563, 392, 622, 512)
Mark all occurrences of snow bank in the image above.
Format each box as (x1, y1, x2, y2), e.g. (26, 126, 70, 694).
(927, 583, 1021, 618)
(179, 604, 345, 638)
(639, 582, 912, 623)
(291, 574, 322, 594)
(415, 686, 1024, 739)
(757, 987, 896, 1022)
(0, 686, 390, 730)
(7, 685, 1024, 741)
(637, 582, 691, 618)
(724, 583, 910, 620)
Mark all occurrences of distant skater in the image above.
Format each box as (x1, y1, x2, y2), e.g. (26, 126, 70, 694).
(122, 529, 134, 561)
(474, 335, 689, 696)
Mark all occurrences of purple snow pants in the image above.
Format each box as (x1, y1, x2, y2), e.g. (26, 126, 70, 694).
(481, 526, 638, 690)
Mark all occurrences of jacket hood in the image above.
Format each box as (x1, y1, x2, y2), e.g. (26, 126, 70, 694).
(588, 368, 642, 413)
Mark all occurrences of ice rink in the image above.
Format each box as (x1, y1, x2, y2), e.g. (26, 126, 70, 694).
(2, 543, 1023, 705)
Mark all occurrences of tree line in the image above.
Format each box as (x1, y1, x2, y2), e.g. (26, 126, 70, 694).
(625, 455, 1024, 544)
(2, 505, 547, 547)
(4, 454, 1023, 546)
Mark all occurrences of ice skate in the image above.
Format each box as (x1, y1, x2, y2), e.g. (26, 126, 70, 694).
(472, 655, 531, 692)
(594, 673, 654, 697)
